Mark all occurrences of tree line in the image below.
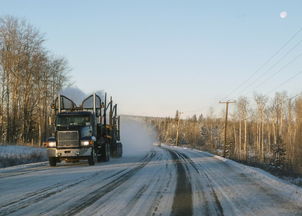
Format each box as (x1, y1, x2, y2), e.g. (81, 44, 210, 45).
(0, 16, 69, 145)
(149, 92, 302, 176)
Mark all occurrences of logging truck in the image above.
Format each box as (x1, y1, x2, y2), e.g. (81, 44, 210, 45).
(46, 93, 122, 166)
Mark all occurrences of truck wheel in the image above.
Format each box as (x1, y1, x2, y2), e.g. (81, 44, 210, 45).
(101, 143, 110, 162)
(111, 143, 117, 158)
(96, 146, 102, 162)
(49, 157, 57, 167)
(88, 150, 96, 166)
(106, 143, 110, 161)
(119, 143, 123, 157)
(115, 142, 122, 158)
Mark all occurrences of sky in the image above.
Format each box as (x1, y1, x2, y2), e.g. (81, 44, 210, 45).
(1, 0, 302, 117)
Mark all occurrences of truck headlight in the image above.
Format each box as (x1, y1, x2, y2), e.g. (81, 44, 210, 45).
(81, 140, 90, 146)
(48, 141, 56, 147)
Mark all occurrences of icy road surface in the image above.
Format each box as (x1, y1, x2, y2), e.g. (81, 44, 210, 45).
(1, 118, 302, 216)
(1, 146, 302, 216)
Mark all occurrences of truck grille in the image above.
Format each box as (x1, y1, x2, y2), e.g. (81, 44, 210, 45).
(57, 131, 79, 147)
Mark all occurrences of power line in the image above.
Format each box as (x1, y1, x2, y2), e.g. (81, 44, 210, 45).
(253, 53, 302, 89)
(266, 69, 302, 95)
(289, 93, 302, 100)
(224, 26, 302, 100)
(237, 38, 302, 97)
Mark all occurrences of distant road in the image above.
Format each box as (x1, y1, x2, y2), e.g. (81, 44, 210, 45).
(0, 146, 302, 216)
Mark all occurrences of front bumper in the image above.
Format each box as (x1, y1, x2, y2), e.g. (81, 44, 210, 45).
(47, 147, 92, 158)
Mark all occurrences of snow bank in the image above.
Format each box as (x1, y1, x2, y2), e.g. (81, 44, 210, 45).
(0, 145, 47, 168)
(120, 116, 157, 156)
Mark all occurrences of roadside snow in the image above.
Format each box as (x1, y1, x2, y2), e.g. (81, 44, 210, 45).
(0, 145, 47, 168)
(191, 148, 302, 206)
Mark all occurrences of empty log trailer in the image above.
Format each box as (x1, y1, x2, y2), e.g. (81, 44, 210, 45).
(46, 93, 122, 166)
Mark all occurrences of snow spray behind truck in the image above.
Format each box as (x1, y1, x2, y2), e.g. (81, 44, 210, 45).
(46, 93, 122, 166)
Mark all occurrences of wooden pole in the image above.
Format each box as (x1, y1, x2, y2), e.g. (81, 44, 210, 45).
(175, 111, 183, 146)
(219, 100, 236, 157)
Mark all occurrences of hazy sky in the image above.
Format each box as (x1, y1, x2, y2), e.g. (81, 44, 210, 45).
(1, 0, 302, 117)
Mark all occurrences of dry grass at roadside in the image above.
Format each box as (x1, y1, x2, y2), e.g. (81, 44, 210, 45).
(0, 145, 47, 168)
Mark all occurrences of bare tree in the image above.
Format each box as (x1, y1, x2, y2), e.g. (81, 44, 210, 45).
(237, 97, 249, 160)
(254, 94, 268, 162)
(0, 16, 69, 145)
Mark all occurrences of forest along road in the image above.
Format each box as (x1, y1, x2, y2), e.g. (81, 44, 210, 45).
(1, 146, 302, 216)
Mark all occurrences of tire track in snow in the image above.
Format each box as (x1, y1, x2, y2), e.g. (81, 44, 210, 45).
(76, 148, 174, 216)
(0, 180, 85, 216)
(0, 168, 127, 216)
(146, 155, 174, 216)
(198, 168, 224, 216)
(177, 151, 224, 216)
(0, 182, 63, 210)
(0, 163, 49, 178)
(164, 147, 225, 216)
(121, 184, 149, 215)
(188, 149, 302, 215)
(61, 151, 156, 216)
(166, 148, 193, 216)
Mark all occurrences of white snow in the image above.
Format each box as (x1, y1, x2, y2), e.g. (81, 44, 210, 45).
(1, 126, 302, 215)
(211, 151, 302, 205)
(0, 145, 47, 168)
(0, 120, 176, 216)
(173, 146, 302, 215)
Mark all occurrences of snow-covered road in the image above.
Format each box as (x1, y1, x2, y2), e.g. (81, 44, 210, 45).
(1, 145, 302, 216)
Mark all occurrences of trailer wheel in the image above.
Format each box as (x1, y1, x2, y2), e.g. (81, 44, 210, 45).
(49, 157, 57, 167)
(111, 143, 117, 158)
(101, 143, 110, 162)
(118, 143, 123, 157)
(115, 142, 122, 158)
(97, 155, 102, 162)
(105, 143, 110, 161)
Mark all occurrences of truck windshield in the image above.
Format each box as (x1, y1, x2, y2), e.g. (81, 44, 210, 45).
(56, 115, 91, 127)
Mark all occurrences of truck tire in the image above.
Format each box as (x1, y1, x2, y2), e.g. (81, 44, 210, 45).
(96, 143, 102, 162)
(88, 150, 96, 166)
(97, 154, 102, 162)
(111, 142, 122, 158)
(101, 143, 110, 162)
(111, 143, 117, 158)
(115, 142, 122, 158)
(49, 157, 57, 167)
(118, 143, 123, 157)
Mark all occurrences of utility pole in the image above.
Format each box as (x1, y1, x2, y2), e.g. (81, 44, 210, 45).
(219, 100, 236, 157)
(175, 111, 183, 146)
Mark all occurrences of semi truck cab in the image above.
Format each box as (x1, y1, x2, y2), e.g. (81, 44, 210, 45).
(47, 112, 98, 166)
